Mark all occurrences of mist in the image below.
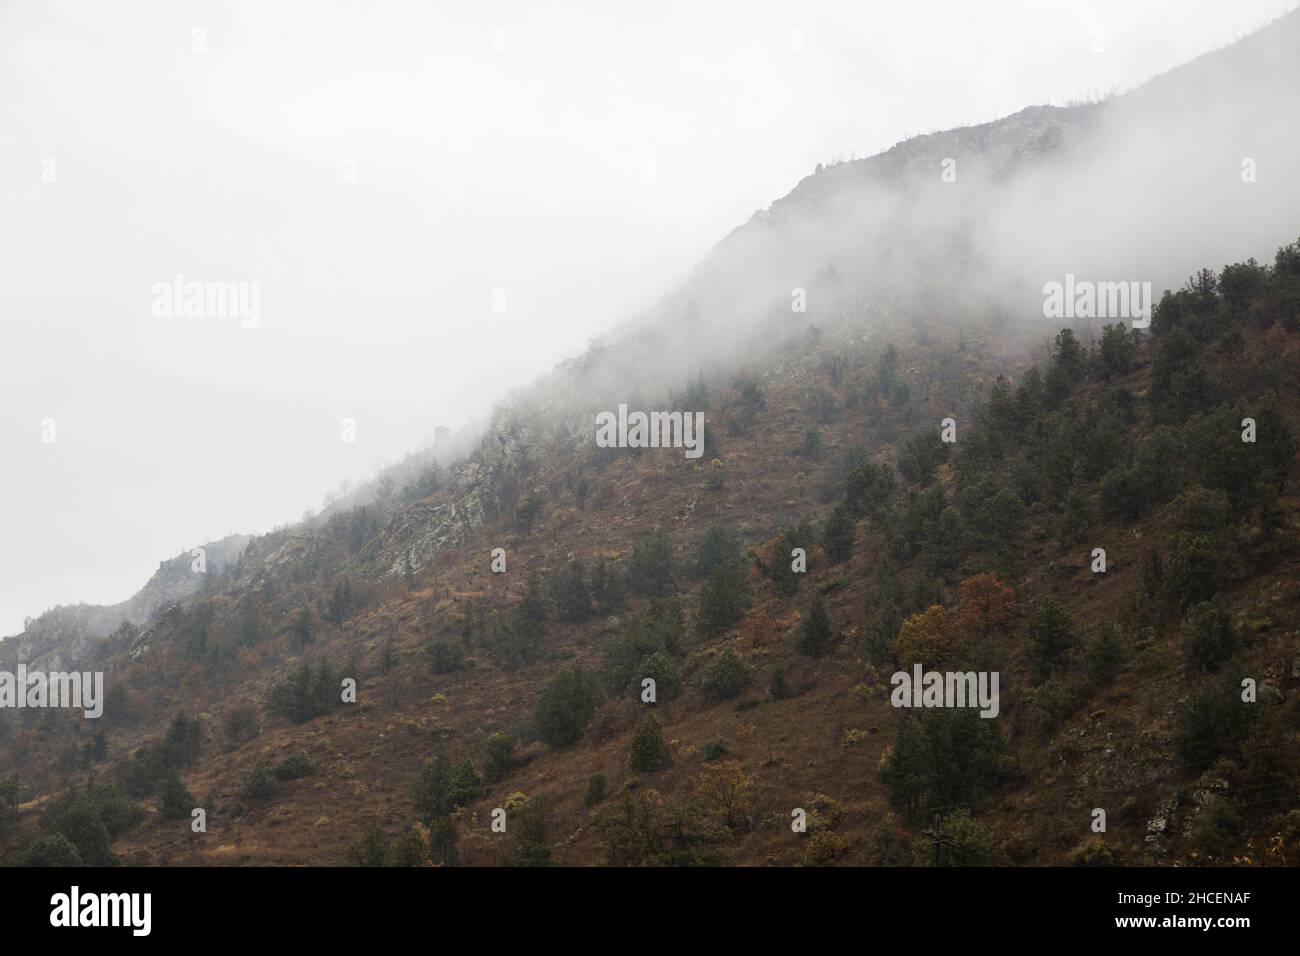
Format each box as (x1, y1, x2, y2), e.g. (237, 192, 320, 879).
(1, 0, 1294, 636)
(543, 8, 1300, 418)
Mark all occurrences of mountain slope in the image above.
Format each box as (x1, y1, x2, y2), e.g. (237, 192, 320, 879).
(3, 13, 1300, 868)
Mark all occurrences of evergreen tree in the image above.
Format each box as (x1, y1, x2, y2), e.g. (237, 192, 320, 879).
(590, 560, 625, 614)
(630, 531, 676, 596)
(695, 559, 750, 638)
(822, 503, 856, 564)
(503, 572, 548, 666)
(798, 594, 832, 657)
(700, 648, 752, 702)
(159, 772, 194, 821)
(483, 732, 516, 783)
(1028, 600, 1075, 683)
(629, 715, 672, 773)
(535, 666, 600, 749)
(550, 559, 592, 622)
(504, 799, 554, 867)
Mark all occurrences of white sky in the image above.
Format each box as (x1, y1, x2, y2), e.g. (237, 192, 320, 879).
(0, 0, 1293, 635)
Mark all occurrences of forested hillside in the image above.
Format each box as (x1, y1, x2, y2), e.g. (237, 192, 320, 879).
(3, 236, 1299, 867)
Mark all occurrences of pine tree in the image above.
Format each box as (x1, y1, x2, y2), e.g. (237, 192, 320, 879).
(551, 559, 592, 622)
(695, 559, 750, 638)
(822, 503, 856, 564)
(159, 772, 194, 821)
(798, 594, 832, 657)
(484, 733, 515, 783)
(629, 715, 672, 773)
(536, 666, 600, 749)
(630, 531, 675, 596)
(504, 572, 548, 666)
(504, 799, 554, 867)
(1028, 600, 1075, 683)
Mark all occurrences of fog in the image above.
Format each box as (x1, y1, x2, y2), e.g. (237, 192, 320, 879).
(1, 0, 1293, 636)
(546, 7, 1300, 416)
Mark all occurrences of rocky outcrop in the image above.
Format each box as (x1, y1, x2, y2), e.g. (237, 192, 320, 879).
(0, 533, 250, 671)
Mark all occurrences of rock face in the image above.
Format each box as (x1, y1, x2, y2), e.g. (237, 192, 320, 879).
(0, 533, 250, 672)
(370, 404, 578, 577)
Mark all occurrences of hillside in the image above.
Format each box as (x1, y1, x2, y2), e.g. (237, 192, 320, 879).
(3, 14, 1300, 869)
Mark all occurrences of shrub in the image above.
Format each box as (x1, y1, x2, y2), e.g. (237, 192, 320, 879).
(879, 711, 1005, 823)
(1098, 466, 1145, 522)
(413, 753, 458, 824)
(503, 798, 554, 867)
(484, 732, 516, 783)
(1166, 533, 1222, 610)
(159, 772, 194, 821)
(629, 531, 676, 596)
(268, 660, 346, 724)
(1173, 678, 1254, 766)
(1068, 836, 1117, 866)
(636, 650, 682, 701)
(765, 524, 812, 597)
(41, 783, 144, 867)
(347, 823, 390, 866)
(1027, 676, 1088, 737)
(1183, 598, 1238, 673)
(693, 525, 743, 578)
(550, 559, 592, 622)
(797, 594, 832, 657)
(348, 823, 428, 867)
(501, 572, 548, 667)
(891, 605, 953, 668)
(244, 767, 278, 804)
(386, 825, 427, 866)
(897, 430, 949, 486)
(590, 560, 626, 614)
(1084, 622, 1127, 687)
(845, 461, 897, 518)
(427, 640, 467, 674)
(629, 715, 672, 773)
(535, 666, 600, 749)
(918, 810, 1004, 866)
(272, 751, 314, 781)
(695, 559, 750, 638)
(428, 814, 458, 866)
(22, 833, 84, 867)
(864, 814, 912, 866)
(0, 773, 17, 836)
(516, 491, 544, 534)
(162, 713, 202, 766)
(803, 829, 853, 866)
(702, 735, 730, 761)
(583, 772, 607, 808)
(700, 649, 752, 702)
(693, 759, 751, 830)
(1027, 600, 1075, 684)
(591, 791, 730, 867)
(223, 706, 258, 744)
(289, 606, 315, 647)
(1183, 801, 1245, 863)
(449, 760, 484, 809)
(822, 503, 856, 564)
(768, 665, 789, 700)
(601, 600, 683, 692)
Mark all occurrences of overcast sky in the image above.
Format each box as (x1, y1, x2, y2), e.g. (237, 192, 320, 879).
(0, 0, 1293, 635)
